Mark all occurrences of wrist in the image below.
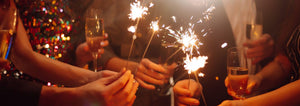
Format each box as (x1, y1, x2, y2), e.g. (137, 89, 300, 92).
(39, 86, 79, 106)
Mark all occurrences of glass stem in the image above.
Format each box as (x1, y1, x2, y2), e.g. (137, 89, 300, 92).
(93, 54, 98, 72)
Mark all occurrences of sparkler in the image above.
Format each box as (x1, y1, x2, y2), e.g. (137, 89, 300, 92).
(161, 3, 216, 104)
(141, 19, 160, 59)
(127, 0, 153, 67)
(184, 54, 208, 106)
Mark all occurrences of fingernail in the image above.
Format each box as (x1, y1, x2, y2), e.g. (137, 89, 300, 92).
(193, 100, 200, 105)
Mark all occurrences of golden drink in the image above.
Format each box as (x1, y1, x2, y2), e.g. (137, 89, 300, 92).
(227, 67, 249, 100)
(0, 30, 13, 60)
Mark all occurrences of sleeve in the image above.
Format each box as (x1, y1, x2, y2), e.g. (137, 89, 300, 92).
(0, 79, 42, 106)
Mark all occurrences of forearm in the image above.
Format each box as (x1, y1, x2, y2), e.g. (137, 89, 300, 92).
(244, 79, 300, 106)
(105, 57, 138, 72)
(39, 86, 83, 106)
(255, 55, 291, 91)
(12, 50, 99, 86)
(11, 18, 99, 87)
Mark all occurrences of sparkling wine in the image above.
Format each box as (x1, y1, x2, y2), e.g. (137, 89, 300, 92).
(227, 67, 249, 99)
(85, 9, 104, 72)
(85, 18, 104, 37)
(0, 30, 13, 60)
(86, 36, 105, 53)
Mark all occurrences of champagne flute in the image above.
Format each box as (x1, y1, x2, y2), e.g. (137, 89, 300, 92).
(227, 47, 249, 100)
(0, 6, 17, 61)
(85, 8, 104, 72)
(246, 10, 263, 76)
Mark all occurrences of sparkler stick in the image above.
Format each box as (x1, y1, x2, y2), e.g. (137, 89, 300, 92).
(141, 18, 160, 59)
(164, 47, 182, 64)
(127, 0, 152, 68)
(184, 55, 208, 106)
(193, 70, 207, 106)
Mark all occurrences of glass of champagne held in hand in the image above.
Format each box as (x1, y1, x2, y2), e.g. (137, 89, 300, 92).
(227, 47, 249, 100)
(85, 8, 104, 72)
(0, 6, 17, 61)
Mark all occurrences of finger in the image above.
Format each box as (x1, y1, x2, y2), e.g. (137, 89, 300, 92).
(246, 49, 265, 58)
(247, 81, 256, 93)
(128, 95, 136, 106)
(259, 34, 272, 44)
(115, 74, 134, 96)
(113, 74, 135, 104)
(189, 81, 202, 97)
(138, 64, 165, 80)
(99, 70, 118, 78)
(177, 103, 187, 106)
(141, 58, 168, 74)
(100, 40, 109, 47)
(224, 77, 229, 87)
(166, 63, 178, 71)
(177, 96, 200, 106)
(173, 85, 191, 97)
(135, 77, 155, 90)
(126, 81, 139, 105)
(227, 88, 237, 98)
(106, 71, 131, 94)
(135, 71, 164, 85)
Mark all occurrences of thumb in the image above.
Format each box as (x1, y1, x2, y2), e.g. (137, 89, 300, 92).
(246, 81, 256, 94)
(100, 71, 124, 85)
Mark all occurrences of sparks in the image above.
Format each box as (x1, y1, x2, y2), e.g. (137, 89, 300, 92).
(184, 55, 208, 74)
(128, 26, 136, 33)
(128, 0, 149, 21)
(150, 20, 159, 32)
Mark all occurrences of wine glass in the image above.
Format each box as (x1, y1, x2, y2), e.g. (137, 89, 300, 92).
(227, 47, 249, 100)
(246, 10, 263, 75)
(85, 8, 104, 72)
(0, 6, 17, 60)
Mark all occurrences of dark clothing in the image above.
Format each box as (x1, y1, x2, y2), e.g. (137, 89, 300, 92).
(0, 80, 42, 106)
(286, 25, 300, 80)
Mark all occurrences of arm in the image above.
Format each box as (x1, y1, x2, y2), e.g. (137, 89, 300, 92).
(247, 53, 291, 93)
(39, 70, 139, 106)
(220, 54, 293, 106)
(106, 57, 177, 90)
(10, 17, 101, 86)
(220, 79, 300, 106)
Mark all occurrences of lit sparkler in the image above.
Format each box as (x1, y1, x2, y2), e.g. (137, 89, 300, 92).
(160, 2, 215, 106)
(141, 19, 160, 59)
(127, 0, 153, 67)
(184, 55, 208, 74)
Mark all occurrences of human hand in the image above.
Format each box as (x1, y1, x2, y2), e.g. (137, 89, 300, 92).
(75, 33, 109, 67)
(77, 69, 139, 106)
(218, 100, 244, 106)
(135, 58, 177, 90)
(224, 75, 262, 99)
(243, 34, 274, 64)
(173, 79, 202, 106)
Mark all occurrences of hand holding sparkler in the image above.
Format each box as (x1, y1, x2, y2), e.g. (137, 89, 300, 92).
(134, 58, 177, 90)
(173, 79, 202, 106)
